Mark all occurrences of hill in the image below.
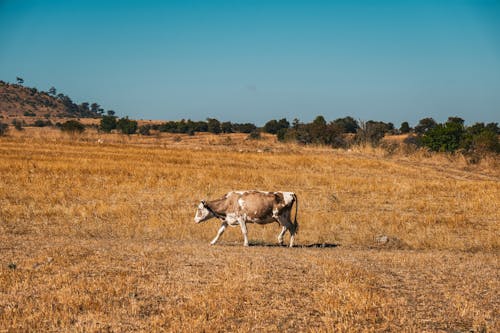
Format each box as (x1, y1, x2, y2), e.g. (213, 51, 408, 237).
(0, 81, 101, 122)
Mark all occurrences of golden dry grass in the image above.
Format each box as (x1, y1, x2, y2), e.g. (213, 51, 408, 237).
(1, 128, 499, 332)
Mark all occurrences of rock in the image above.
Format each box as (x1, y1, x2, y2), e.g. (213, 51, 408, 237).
(376, 235, 389, 244)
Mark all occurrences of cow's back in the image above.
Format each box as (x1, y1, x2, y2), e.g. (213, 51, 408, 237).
(236, 191, 276, 220)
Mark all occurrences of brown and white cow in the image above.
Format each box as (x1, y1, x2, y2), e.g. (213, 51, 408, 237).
(194, 190, 298, 247)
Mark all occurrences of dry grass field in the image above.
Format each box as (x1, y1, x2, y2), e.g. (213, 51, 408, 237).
(1, 128, 499, 332)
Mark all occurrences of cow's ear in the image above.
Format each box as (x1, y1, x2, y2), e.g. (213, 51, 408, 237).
(201, 200, 206, 206)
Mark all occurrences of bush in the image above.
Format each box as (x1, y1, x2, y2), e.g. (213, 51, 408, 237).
(33, 119, 52, 127)
(60, 120, 85, 133)
(247, 130, 261, 140)
(471, 130, 499, 153)
(414, 117, 437, 134)
(12, 119, 24, 131)
(264, 118, 289, 134)
(355, 121, 392, 146)
(23, 111, 36, 117)
(400, 121, 411, 134)
(138, 125, 151, 136)
(421, 121, 464, 152)
(0, 121, 8, 136)
(207, 118, 221, 134)
(116, 117, 138, 134)
(100, 115, 117, 133)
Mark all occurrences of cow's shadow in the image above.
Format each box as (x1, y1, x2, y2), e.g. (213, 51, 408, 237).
(233, 241, 340, 248)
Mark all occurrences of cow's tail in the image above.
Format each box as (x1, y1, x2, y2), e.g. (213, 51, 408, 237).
(292, 193, 299, 234)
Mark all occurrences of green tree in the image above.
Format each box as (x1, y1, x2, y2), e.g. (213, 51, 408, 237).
(117, 117, 138, 134)
(221, 121, 233, 133)
(400, 121, 411, 134)
(421, 121, 465, 152)
(48, 86, 57, 95)
(415, 117, 437, 134)
(207, 118, 221, 134)
(100, 115, 117, 133)
(90, 103, 100, 114)
(333, 116, 359, 133)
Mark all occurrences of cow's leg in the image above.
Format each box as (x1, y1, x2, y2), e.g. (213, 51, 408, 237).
(239, 218, 249, 247)
(277, 226, 287, 246)
(210, 221, 227, 245)
(289, 227, 296, 248)
(278, 216, 296, 247)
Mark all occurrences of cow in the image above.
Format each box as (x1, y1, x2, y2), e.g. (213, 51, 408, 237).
(194, 190, 298, 247)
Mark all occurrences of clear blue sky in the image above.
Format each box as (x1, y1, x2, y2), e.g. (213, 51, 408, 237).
(1, 0, 499, 126)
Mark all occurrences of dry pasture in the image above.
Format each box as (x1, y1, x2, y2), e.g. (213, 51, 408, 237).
(0, 130, 499, 332)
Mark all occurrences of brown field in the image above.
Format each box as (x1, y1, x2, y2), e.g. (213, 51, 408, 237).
(1, 128, 499, 332)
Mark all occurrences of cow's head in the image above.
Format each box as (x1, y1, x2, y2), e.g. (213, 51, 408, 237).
(194, 200, 214, 223)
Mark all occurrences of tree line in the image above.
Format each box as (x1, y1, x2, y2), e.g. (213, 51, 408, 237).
(2, 77, 498, 154)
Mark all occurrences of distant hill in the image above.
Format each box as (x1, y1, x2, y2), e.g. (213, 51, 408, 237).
(0, 81, 101, 121)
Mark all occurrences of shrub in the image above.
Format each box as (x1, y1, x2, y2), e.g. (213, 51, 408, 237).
(138, 125, 151, 136)
(60, 120, 85, 133)
(33, 119, 52, 127)
(207, 118, 221, 134)
(421, 121, 464, 152)
(116, 117, 138, 134)
(400, 121, 411, 134)
(23, 111, 36, 117)
(355, 121, 392, 146)
(247, 130, 261, 140)
(469, 129, 500, 153)
(0, 121, 8, 136)
(100, 115, 117, 133)
(12, 119, 24, 131)
(414, 117, 437, 134)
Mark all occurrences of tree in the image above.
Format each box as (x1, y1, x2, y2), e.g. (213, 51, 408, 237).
(221, 121, 233, 133)
(90, 103, 100, 114)
(116, 117, 138, 134)
(421, 121, 464, 152)
(309, 115, 328, 144)
(355, 120, 391, 146)
(414, 117, 437, 134)
(80, 102, 90, 112)
(48, 87, 57, 95)
(264, 118, 290, 134)
(264, 119, 280, 134)
(446, 117, 464, 126)
(400, 121, 411, 134)
(107, 110, 115, 116)
(16, 77, 24, 85)
(333, 116, 359, 133)
(100, 115, 117, 133)
(232, 123, 257, 133)
(463, 122, 500, 153)
(207, 118, 221, 134)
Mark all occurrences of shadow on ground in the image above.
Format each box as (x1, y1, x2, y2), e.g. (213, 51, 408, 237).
(241, 242, 340, 248)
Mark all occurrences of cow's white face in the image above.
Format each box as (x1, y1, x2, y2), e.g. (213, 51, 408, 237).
(194, 201, 213, 223)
